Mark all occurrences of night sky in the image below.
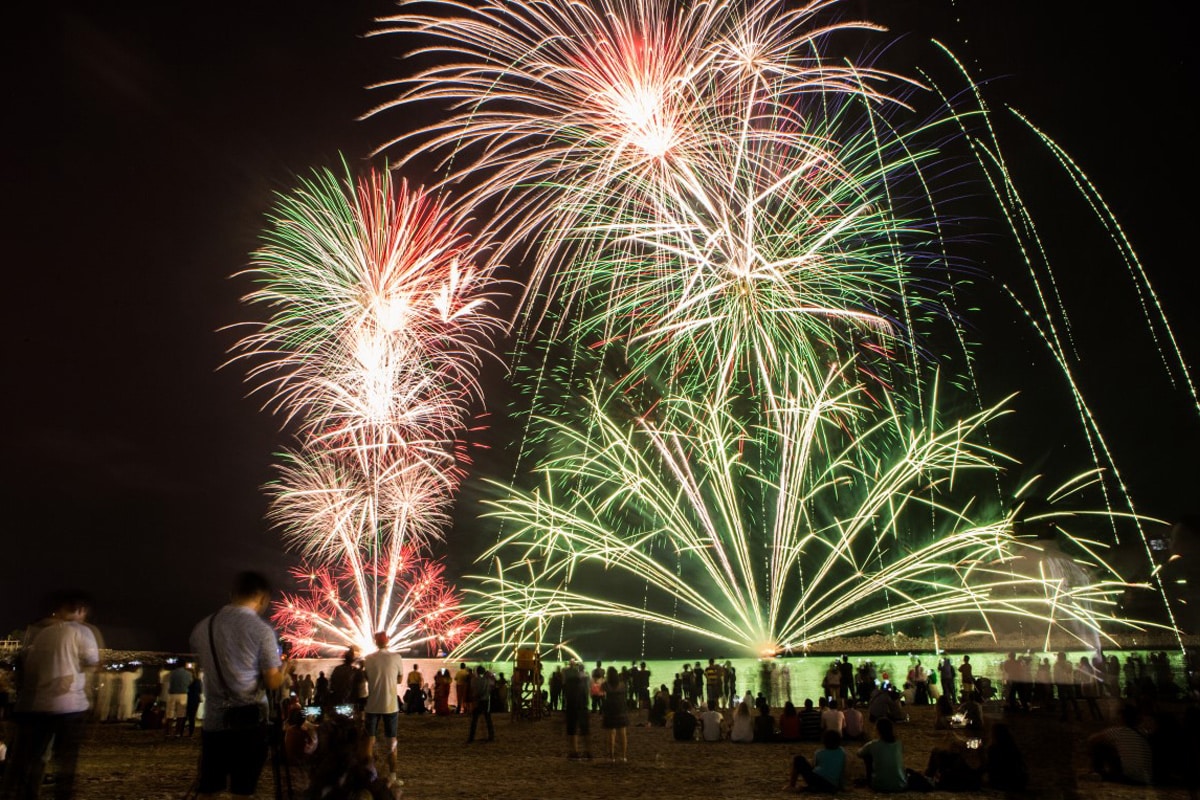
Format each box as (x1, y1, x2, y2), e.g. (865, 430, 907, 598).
(5, 1, 1197, 652)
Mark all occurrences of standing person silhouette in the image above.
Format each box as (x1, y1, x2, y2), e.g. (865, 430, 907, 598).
(362, 632, 405, 777)
(189, 572, 284, 799)
(3, 590, 101, 800)
(563, 661, 593, 758)
(601, 667, 629, 761)
(958, 655, 975, 700)
(467, 666, 495, 743)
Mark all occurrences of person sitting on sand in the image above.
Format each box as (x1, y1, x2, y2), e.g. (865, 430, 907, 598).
(672, 700, 698, 741)
(779, 701, 801, 741)
(283, 707, 318, 764)
(730, 699, 754, 743)
(933, 693, 956, 730)
(649, 685, 669, 726)
(819, 696, 844, 736)
(402, 682, 426, 715)
(786, 729, 847, 793)
(699, 699, 724, 742)
(867, 686, 904, 724)
(911, 735, 984, 791)
(799, 698, 822, 741)
(956, 691, 984, 732)
(753, 703, 776, 742)
(857, 717, 908, 792)
(1087, 704, 1152, 785)
(307, 714, 398, 799)
(842, 699, 864, 741)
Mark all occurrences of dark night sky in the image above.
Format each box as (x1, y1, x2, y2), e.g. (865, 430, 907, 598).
(4, 1, 1197, 652)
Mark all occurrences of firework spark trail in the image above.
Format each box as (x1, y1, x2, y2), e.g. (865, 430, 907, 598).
(233, 164, 501, 653)
(920, 44, 1189, 647)
(232, 165, 502, 446)
(463, 368, 1166, 655)
(274, 553, 481, 656)
(367, 0, 923, 329)
(361, 0, 1187, 656)
(267, 446, 456, 562)
(1010, 111, 1198, 414)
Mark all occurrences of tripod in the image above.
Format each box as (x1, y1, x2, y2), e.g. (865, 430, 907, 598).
(182, 699, 294, 800)
(266, 689, 295, 800)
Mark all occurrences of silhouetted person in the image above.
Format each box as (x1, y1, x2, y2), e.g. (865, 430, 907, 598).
(3, 590, 100, 800)
(467, 666, 495, 743)
(362, 632, 405, 777)
(189, 572, 285, 798)
(327, 647, 358, 712)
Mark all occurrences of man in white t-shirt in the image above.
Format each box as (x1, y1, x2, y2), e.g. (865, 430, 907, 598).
(699, 699, 724, 741)
(362, 632, 406, 776)
(7, 590, 101, 798)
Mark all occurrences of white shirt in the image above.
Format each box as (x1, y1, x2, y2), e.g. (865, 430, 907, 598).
(730, 710, 754, 743)
(700, 709, 723, 741)
(363, 650, 406, 714)
(24, 620, 99, 714)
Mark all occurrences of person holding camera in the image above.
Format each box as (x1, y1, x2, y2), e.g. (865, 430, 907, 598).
(189, 572, 285, 798)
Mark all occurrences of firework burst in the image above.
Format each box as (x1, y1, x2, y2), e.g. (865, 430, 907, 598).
(275, 552, 480, 657)
(348, 0, 1190, 657)
(266, 445, 456, 563)
(233, 164, 500, 655)
(368, 0, 925, 331)
(232, 164, 502, 447)
(466, 365, 1162, 656)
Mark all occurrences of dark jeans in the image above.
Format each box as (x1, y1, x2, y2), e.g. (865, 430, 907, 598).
(468, 702, 494, 742)
(198, 726, 269, 795)
(791, 755, 837, 793)
(1, 711, 86, 800)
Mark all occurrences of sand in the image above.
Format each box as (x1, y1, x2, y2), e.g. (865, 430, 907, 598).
(3, 699, 1192, 799)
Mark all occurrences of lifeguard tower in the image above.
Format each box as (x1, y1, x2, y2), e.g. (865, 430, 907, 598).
(510, 648, 545, 720)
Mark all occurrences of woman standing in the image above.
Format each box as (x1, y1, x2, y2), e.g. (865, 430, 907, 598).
(601, 667, 629, 762)
(433, 668, 452, 716)
(824, 662, 841, 702)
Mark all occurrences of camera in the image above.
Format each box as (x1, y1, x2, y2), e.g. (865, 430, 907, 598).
(303, 704, 354, 722)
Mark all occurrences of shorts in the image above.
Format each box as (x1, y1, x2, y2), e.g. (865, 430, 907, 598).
(167, 693, 188, 718)
(565, 703, 589, 736)
(198, 727, 268, 795)
(366, 711, 399, 739)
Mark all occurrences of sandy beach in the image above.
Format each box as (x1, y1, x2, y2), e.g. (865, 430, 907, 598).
(5, 697, 1193, 800)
